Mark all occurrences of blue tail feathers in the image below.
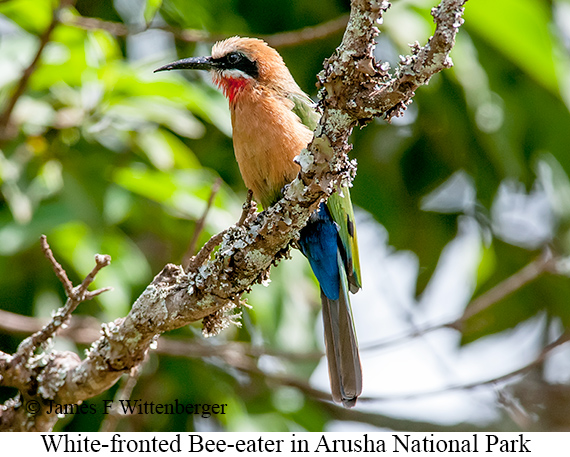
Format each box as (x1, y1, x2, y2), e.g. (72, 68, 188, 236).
(298, 203, 340, 300)
(299, 201, 363, 407)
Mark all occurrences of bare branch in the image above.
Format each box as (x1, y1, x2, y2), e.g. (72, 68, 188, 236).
(0, 309, 52, 335)
(0, 237, 113, 431)
(319, 0, 467, 122)
(12, 241, 111, 367)
(478, 331, 570, 388)
(99, 364, 144, 432)
(59, 11, 131, 37)
(184, 231, 226, 272)
(86, 287, 114, 299)
(0, 308, 321, 362)
(237, 190, 256, 227)
(0, 3, 64, 138)
(77, 254, 112, 298)
(0, 309, 101, 343)
(40, 235, 74, 296)
(362, 251, 558, 352)
(357, 331, 570, 404)
(60, 10, 349, 48)
(59, 10, 217, 42)
(459, 250, 555, 324)
(183, 178, 222, 269)
(262, 15, 349, 48)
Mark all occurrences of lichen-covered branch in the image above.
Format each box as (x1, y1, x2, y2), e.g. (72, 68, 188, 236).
(12, 237, 111, 369)
(0, 0, 468, 431)
(324, 0, 468, 122)
(0, 242, 112, 431)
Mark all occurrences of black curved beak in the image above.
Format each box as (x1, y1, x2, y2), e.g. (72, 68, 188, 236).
(154, 56, 214, 73)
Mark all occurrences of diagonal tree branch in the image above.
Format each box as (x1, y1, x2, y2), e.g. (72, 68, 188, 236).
(261, 15, 349, 48)
(362, 250, 558, 352)
(59, 11, 349, 49)
(182, 177, 222, 269)
(0, 2, 69, 139)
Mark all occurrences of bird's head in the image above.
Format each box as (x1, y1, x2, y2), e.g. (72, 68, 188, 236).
(154, 37, 300, 103)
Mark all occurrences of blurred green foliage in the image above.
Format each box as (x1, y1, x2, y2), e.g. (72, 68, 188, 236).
(1, 0, 570, 432)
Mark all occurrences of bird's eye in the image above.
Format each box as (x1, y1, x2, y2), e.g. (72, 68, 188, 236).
(227, 52, 243, 65)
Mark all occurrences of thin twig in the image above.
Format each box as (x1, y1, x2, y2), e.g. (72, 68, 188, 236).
(40, 235, 74, 297)
(357, 331, 570, 403)
(13, 238, 111, 362)
(261, 15, 349, 48)
(183, 178, 222, 270)
(0, 309, 99, 344)
(99, 363, 145, 432)
(79, 254, 112, 299)
(237, 190, 256, 227)
(184, 188, 256, 273)
(184, 231, 227, 273)
(496, 388, 533, 430)
(60, 11, 349, 48)
(185, 189, 256, 274)
(460, 251, 556, 324)
(60, 12, 216, 41)
(0, 310, 49, 335)
(59, 11, 131, 36)
(88, 287, 114, 299)
(0, 6, 60, 137)
(157, 338, 321, 363)
(1, 0, 468, 431)
(362, 251, 558, 352)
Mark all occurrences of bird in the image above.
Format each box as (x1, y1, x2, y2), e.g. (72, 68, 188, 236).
(155, 37, 362, 407)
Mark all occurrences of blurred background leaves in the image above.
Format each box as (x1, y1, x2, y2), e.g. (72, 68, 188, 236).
(1, 0, 570, 432)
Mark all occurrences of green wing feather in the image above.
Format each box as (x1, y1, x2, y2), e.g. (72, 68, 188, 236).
(289, 91, 319, 131)
(288, 91, 362, 293)
(327, 191, 362, 293)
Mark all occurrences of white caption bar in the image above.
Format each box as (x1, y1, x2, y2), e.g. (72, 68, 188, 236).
(1, 432, 566, 455)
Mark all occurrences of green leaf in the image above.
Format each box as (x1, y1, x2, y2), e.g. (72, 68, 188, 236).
(105, 97, 205, 139)
(465, 0, 560, 94)
(113, 165, 239, 229)
(134, 127, 202, 170)
(0, 0, 52, 34)
(475, 242, 497, 292)
(144, 0, 163, 24)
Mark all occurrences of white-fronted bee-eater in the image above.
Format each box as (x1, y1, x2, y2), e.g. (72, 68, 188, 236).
(155, 37, 363, 407)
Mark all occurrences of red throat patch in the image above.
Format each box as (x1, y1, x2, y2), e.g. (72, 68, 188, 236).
(213, 75, 249, 103)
